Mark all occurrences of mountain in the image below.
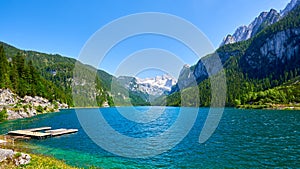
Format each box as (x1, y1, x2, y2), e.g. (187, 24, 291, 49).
(117, 74, 177, 100)
(135, 75, 177, 95)
(164, 4, 300, 107)
(281, 0, 300, 16)
(221, 9, 280, 46)
(221, 0, 300, 46)
(0, 42, 149, 107)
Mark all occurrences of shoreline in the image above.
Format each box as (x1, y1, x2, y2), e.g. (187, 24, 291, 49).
(0, 135, 81, 168)
(237, 103, 300, 110)
(2, 104, 299, 123)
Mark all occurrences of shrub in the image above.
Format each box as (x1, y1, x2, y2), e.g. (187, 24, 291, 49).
(36, 105, 43, 113)
(53, 102, 59, 109)
(14, 152, 22, 158)
(0, 107, 8, 122)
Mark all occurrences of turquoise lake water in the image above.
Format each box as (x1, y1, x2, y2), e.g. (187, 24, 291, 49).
(0, 107, 299, 168)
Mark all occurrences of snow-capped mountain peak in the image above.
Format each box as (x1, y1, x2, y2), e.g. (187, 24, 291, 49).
(117, 74, 177, 96)
(135, 74, 177, 95)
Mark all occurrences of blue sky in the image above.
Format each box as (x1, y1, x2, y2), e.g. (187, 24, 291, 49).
(0, 0, 290, 77)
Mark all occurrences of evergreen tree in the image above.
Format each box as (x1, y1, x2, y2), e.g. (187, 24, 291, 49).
(0, 45, 10, 88)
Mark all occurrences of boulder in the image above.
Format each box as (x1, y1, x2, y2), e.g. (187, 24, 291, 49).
(14, 153, 31, 166)
(0, 148, 14, 162)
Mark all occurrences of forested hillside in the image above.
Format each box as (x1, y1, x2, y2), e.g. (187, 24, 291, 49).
(0, 42, 149, 107)
(0, 45, 71, 104)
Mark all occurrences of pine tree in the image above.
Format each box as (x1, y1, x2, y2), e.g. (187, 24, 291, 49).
(10, 60, 19, 92)
(0, 45, 10, 88)
(28, 60, 38, 96)
(12, 53, 28, 97)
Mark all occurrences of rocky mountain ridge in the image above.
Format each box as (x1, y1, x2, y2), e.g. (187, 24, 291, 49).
(221, 0, 300, 46)
(221, 9, 280, 46)
(281, 0, 300, 16)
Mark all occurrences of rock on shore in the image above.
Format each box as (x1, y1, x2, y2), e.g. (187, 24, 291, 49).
(0, 89, 68, 120)
(0, 148, 31, 166)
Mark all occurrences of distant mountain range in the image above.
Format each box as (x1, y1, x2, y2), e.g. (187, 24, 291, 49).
(117, 74, 177, 99)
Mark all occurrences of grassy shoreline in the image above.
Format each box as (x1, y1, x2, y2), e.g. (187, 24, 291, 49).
(0, 135, 83, 169)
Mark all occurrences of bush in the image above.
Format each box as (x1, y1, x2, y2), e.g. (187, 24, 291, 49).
(234, 99, 241, 106)
(36, 105, 43, 113)
(0, 107, 8, 122)
(14, 152, 22, 158)
(53, 102, 59, 109)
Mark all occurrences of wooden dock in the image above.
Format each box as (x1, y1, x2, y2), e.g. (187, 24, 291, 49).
(7, 127, 78, 139)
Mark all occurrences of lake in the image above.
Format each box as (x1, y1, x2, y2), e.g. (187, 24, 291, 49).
(0, 107, 299, 168)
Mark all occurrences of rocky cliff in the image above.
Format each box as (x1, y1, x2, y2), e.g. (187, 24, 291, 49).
(221, 9, 280, 46)
(281, 0, 300, 16)
(241, 28, 300, 78)
(221, 0, 300, 46)
(172, 48, 243, 93)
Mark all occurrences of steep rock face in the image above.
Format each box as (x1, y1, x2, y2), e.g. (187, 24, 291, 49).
(221, 9, 281, 46)
(222, 35, 236, 46)
(172, 49, 244, 93)
(176, 64, 195, 91)
(193, 51, 240, 81)
(241, 28, 300, 78)
(228, 26, 249, 43)
(281, 0, 300, 16)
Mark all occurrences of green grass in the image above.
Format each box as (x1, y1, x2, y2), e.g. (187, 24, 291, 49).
(0, 136, 102, 169)
(1, 153, 81, 169)
(1, 153, 103, 169)
(18, 154, 81, 169)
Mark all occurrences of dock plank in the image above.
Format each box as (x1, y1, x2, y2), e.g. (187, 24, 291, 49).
(45, 129, 67, 133)
(51, 129, 78, 136)
(24, 127, 51, 132)
(8, 130, 51, 137)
